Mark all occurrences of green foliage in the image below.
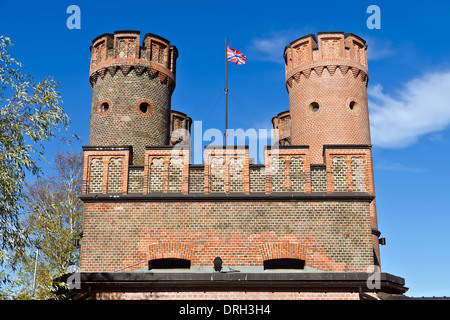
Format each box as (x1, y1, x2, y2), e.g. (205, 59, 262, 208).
(0, 35, 80, 292)
(2, 150, 84, 299)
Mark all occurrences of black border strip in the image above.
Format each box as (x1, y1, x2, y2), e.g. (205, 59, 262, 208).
(79, 192, 375, 203)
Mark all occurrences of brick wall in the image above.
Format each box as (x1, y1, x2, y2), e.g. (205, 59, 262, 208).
(249, 165, 265, 193)
(188, 166, 204, 193)
(128, 167, 144, 193)
(310, 165, 327, 192)
(80, 200, 373, 272)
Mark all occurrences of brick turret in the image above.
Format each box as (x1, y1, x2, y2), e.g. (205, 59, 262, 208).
(272, 110, 291, 146)
(88, 30, 178, 165)
(284, 32, 370, 164)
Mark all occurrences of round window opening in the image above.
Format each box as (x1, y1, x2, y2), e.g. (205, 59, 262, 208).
(309, 102, 319, 113)
(139, 102, 150, 114)
(349, 101, 357, 111)
(99, 102, 109, 114)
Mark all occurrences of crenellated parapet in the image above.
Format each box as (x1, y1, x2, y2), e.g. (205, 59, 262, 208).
(272, 110, 291, 146)
(323, 145, 374, 194)
(89, 30, 177, 91)
(264, 146, 311, 194)
(82, 146, 132, 195)
(204, 146, 250, 194)
(81, 145, 375, 198)
(143, 146, 190, 194)
(284, 32, 368, 90)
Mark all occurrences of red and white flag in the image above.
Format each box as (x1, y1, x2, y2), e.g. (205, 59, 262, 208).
(226, 46, 246, 65)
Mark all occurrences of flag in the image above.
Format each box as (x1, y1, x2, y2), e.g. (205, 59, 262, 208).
(227, 45, 246, 65)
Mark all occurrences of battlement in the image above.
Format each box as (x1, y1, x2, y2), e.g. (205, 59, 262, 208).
(89, 30, 178, 90)
(272, 110, 291, 146)
(284, 32, 368, 89)
(169, 110, 192, 146)
(80, 144, 374, 199)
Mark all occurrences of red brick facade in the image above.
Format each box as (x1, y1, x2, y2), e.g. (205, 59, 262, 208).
(80, 145, 377, 274)
(76, 31, 405, 300)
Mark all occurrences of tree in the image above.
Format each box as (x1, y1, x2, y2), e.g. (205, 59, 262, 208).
(2, 150, 84, 299)
(0, 36, 79, 288)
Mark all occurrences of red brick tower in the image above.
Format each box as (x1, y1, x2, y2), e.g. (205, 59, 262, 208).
(284, 32, 370, 164)
(88, 31, 178, 165)
(284, 31, 380, 266)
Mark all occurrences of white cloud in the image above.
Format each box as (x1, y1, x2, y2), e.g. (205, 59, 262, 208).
(369, 70, 450, 148)
(363, 36, 393, 61)
(374, 161, 424, 173)
(248, 28, 315, 64)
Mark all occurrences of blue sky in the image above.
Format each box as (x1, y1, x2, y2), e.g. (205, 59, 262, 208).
(1, 0, 450, 297)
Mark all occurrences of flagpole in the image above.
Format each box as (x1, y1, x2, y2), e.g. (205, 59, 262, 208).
(224, 37, 228, 146)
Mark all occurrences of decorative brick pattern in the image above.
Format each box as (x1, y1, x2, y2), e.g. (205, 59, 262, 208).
(324, 147, 373, 194)
(143, 147, 190, 194)
(264, 147, 311, 194)
(82, 147, 131, 195)
(82, 146, 374, 197)
(204, 147, 250, 194)
(88, 158, 104, 193)
(331, 157, 347, 192)
(249, 166, 265, 193)
(351, 157, 366, 192)
(188, 166, 204, 193)
(229, 157, 244, 192)
(323, 146, 379, 263)
(107, 157, 123, 193)
(149, 158, 164, 193)
(311, 166, 327, 192)
(168, 157, 183, 193)
(270, 157, 287, 192)
(210, 157, 225, 193)
(290, 157, 305, 192)
(128, 167, 144, 193)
